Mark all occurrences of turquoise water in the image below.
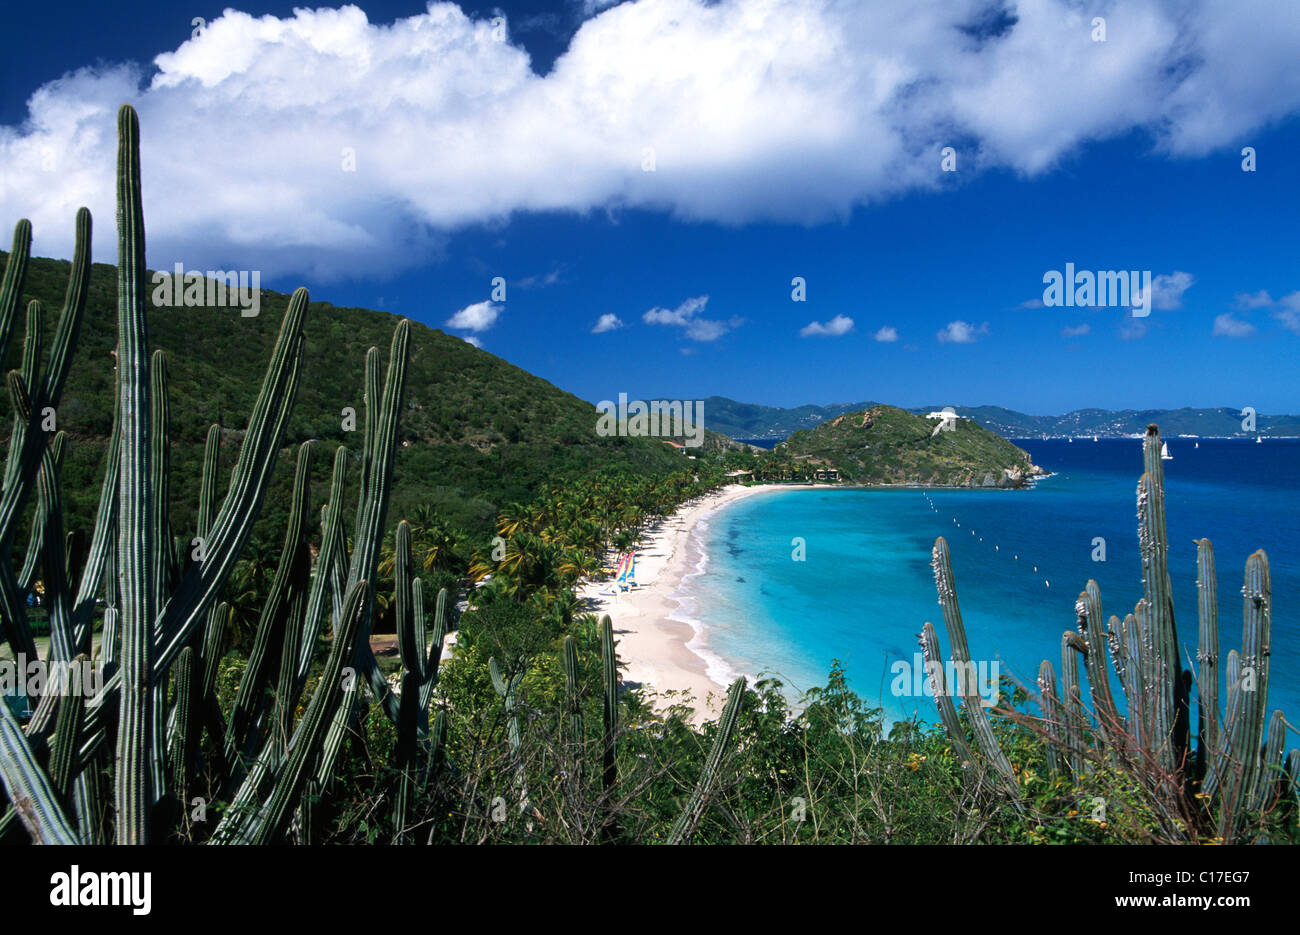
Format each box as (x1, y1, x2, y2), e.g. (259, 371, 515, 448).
(679, 439, 1300, 724)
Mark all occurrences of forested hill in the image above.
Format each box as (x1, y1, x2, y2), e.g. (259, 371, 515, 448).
(779, 405, 1042, 486)
(3, 253, 689, 541)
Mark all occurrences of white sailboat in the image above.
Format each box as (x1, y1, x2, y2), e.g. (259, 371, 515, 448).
(1256, 435, 1263, 444)
(1161, 441, 1173, 460)
(1093, 435, 1098, 442)
(1195, 442, 1199, 449)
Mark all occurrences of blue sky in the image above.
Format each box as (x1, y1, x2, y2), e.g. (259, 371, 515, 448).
(3, 1, 1299, 414)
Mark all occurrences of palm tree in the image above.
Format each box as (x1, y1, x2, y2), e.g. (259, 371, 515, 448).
(417, 517, 461, 574)
(496, 502, 533, 538)
(227, 536, 279, 650)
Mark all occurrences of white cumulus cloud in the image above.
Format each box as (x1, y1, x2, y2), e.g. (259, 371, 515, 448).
(937, 320, 989, 344)
(1234, 289, 1274, 310)
(1274, 291, 1300, 334)
(642, 295, 740, 341)
(2, 2, 1299, 278)
(446, 300, 500, 332)
(1212, 313, 1255, 338)
(643, 295, 709, 327)
(873, 325, 898, 342)
(1220, 289, 1300, 333)
(1141, 271, 1196, 311)
(591, 312, 624, 333)
(800, 314, 854, 337)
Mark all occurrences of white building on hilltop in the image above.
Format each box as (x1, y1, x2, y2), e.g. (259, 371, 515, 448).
(926, 408, 966, 436)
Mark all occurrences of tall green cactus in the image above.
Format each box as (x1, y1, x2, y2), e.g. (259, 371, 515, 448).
(1059, 631, 1087, 776)
(225, 441, 314, 766)
(926, 537, 1018, 794)
(489, 655, 529, 820)
(919, 621, 976, 770)
(666, 676, 746, 845)
(600, 614, 618, 798)
(113, 103, 156, 845)
(1036, 659, 1063, 776)
(245, 580, 370, 845)
(599, 614, 621, 840)
(1137, 427, 1184, 776)
(1236, 551, 1272, 801)
(1076, 580, 1119, 745)
(1215, 549, 1273, 836)
(0, 205, 91, 695)
(391, 523, 450, 841)
(1195, 537, 1220, 779)
(563, 634, 583, 742)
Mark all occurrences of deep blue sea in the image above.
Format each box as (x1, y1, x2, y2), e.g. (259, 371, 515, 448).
(677, 438, 1300, 725)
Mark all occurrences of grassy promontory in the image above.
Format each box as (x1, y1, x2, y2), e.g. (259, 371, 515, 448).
(776, 405, 1043, 486)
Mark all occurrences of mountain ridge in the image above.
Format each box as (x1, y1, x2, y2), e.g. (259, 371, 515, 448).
(698, 396, 1300, 440)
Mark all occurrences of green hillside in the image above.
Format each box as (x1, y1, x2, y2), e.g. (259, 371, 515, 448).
(778, 405, 1041, 486)
(2, 253, 689, 545)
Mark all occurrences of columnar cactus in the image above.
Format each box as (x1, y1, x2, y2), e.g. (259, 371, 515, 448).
(0, 190, 93, 846)
(926, 538, 1018, 794)
(666, 675, 746, 845)
(1059, 631, 1087, 777)
(600, 614, 618, 798)
(1137, 429, 1184, 776)
(242, 581, 370, 846)
(923, 424, 1298, 839)
(489, 655, 529, 819)
(113, 104, 157, 845)
(392, 521, 451, 841)
(919, 621, 976, 769)
(563, 634, 582, 742)
(1195, 538, 1220, 776)
(1036, 659, 1063, 776)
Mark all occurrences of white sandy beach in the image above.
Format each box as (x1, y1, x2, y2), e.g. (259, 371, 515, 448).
(577, 483, 819, 721)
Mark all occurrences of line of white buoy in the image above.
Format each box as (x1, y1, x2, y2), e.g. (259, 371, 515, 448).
(921, 492, 1051, 590)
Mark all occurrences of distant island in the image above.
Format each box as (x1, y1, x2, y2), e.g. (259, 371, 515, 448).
(774, 405, 1044, 487)
(696, 395, 1300, 441)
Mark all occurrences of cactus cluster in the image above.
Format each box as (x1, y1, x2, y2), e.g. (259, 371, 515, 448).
(0, 105, 440, 844)
(488, 615, 747, 843)
(923, 424, 1298, 838)
(392, 524, 450, 841)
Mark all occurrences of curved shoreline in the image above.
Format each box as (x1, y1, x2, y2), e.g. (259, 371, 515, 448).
(578, 480, 1050, 721)
(576, 483, 816, 720)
